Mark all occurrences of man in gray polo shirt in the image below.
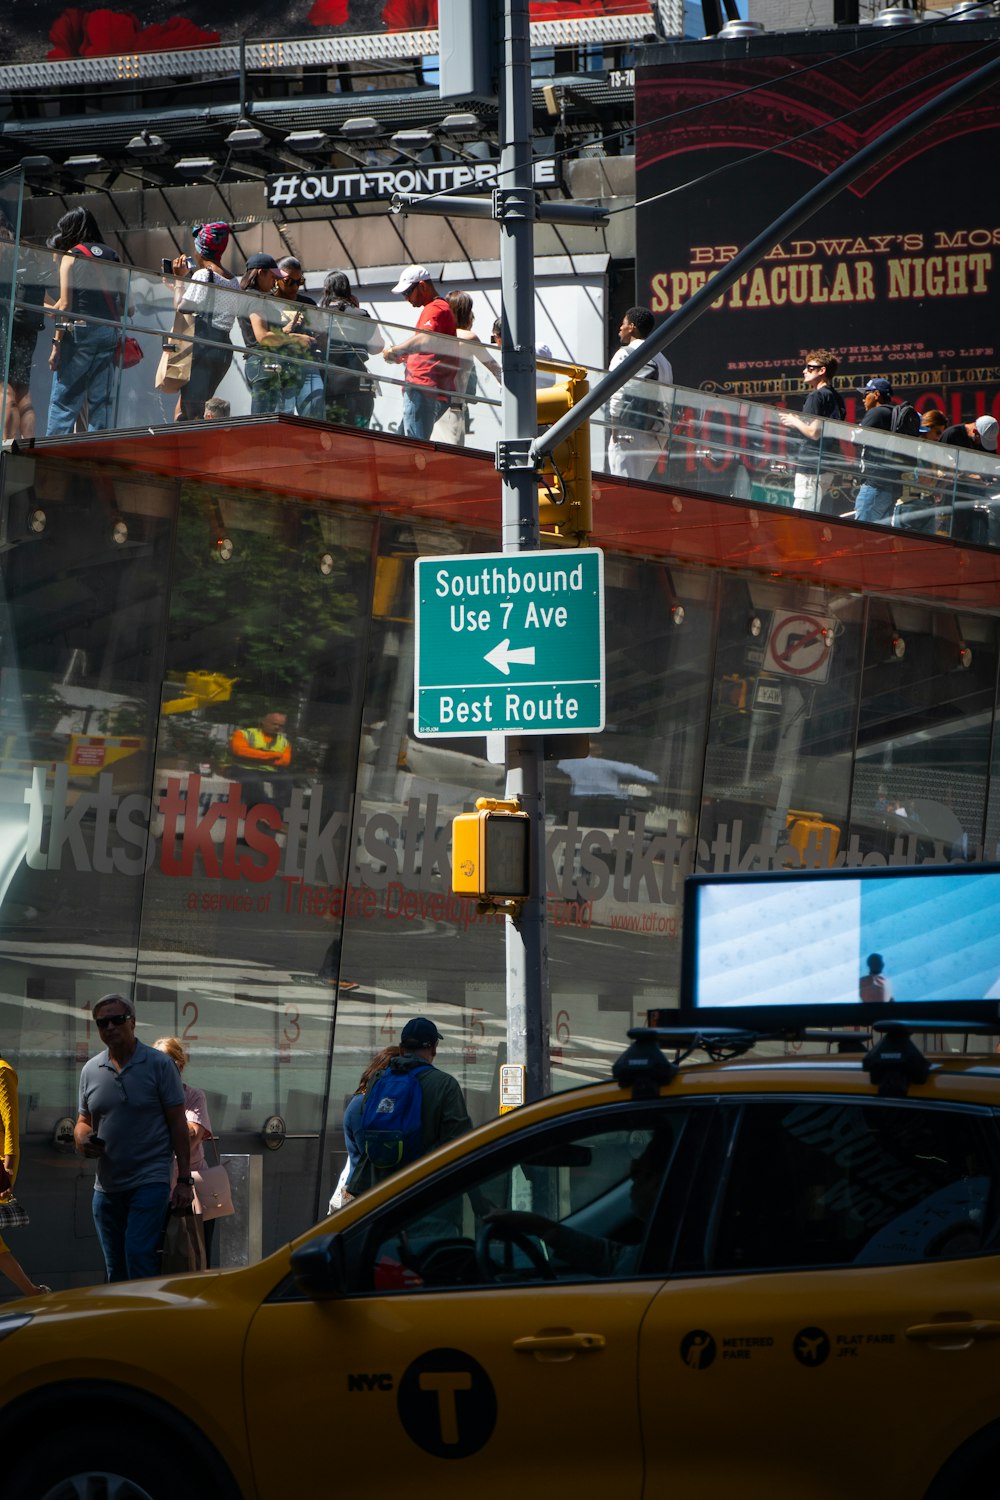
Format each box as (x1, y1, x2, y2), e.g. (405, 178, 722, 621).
(75, 994, 193, 1282)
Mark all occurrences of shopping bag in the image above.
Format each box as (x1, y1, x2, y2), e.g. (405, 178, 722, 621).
(154, 311, 195, 393)
(192, 1138, 234, 1221)
(162, 1209, 206, 1273)
(0, 1196, 29, 1230)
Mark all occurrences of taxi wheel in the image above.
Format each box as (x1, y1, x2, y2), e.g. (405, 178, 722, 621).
(7, 1421, 222, 1500)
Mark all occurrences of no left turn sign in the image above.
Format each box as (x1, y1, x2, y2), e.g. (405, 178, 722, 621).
(766, 612, 835, 683)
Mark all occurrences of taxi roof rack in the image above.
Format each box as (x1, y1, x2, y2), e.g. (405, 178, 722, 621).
(864, 1018, 1000, 1097)
(614, 1025, 839, 1093)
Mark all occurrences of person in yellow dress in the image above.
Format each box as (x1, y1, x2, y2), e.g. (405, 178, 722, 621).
(0, 1050, 49, 1297)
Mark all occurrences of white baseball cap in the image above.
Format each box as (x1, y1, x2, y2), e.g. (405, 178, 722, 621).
(974, 415, 998, 452)
(391, 264, 431, 295)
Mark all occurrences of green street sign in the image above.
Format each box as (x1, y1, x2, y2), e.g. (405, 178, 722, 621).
(414, 549, 605, 737)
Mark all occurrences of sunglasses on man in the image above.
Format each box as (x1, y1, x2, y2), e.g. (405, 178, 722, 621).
(95, 1012, 132, 1029)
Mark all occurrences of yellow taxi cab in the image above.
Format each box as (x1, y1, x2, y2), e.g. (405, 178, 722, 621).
(1, 1020, 999, 1500)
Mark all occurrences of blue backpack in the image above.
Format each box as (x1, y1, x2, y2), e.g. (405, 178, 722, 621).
(361, 1060, 429, 1171)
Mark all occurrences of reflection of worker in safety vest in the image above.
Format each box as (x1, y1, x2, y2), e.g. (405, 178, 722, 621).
(228, 711, 292, 814)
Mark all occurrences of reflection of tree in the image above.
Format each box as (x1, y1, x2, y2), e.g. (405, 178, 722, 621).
(167, 485, 362, 714)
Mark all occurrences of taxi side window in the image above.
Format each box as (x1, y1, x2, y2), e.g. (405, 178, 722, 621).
(344, 1107, 692, 1294)
(710, 1099, 997, 1273)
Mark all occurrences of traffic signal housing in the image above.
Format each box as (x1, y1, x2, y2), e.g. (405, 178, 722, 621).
(537, 360, 592, 541)
(452, 797, 530, 906)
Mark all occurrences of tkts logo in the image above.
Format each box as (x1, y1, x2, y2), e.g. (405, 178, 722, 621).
(23, 764, 451, 890)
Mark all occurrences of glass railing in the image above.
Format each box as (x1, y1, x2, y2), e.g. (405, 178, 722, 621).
(4, 239, 1000, 548)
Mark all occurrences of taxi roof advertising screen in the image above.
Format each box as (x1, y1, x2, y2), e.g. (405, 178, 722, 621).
(679, 865, 1000, 1029)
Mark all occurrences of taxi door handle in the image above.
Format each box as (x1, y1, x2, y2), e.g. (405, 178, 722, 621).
(512, 1333, 606, 1353)
(905, 1320, 1000, 1343)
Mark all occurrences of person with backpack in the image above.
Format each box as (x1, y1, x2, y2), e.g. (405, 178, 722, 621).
(852, 377, 918, 525)
(778, 349, 846, 512)
(607, 306, 673, 482)
(347, 1017, 471, 1196)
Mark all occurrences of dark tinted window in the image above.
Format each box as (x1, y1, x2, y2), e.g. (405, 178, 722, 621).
(711, 1099, 996, 1271)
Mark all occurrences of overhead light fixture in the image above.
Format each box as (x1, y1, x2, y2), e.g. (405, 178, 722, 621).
(175, 156, 220, 181)
(65, 154, 110, 175)
(319, 552, 334, 576)
(20, 155, 58, 178)
(671, 603, 685, 627)
(339, 116, 381, 140)
(111, 518, 129, 546)
(391, 128, 435, 152)
(958, 643, 973, 670)
(212, 536, 234, 563)
(126, 131, 167, 160)
(890, 634, 906, 660)
(747, 614, 763, 639)
(284, 129, 331, 155)
(27, 507, 46, 534)
(869, 4, 920, 24)
(440, 112, 480, 135)
(226, 122, 267, 151)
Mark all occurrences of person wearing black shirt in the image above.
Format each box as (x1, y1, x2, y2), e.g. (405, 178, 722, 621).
(778, 349, 846, 512)
(940, 415, 999, 544)
(45, 207, 121, 436)
(853, 377, 900, 524)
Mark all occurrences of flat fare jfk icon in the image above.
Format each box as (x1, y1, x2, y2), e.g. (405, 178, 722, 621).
(414, 550, 606, 737)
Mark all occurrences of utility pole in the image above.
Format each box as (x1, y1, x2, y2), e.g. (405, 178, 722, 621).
(395, 0, 606, 1102)
(495, 0, 549, 1102)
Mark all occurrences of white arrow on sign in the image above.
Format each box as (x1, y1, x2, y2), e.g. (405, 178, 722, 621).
(484, 638, 536, 676)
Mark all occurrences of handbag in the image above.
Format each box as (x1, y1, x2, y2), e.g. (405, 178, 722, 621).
(162, 1209, 206, 1273)
(116, 335, 144, 369)
(155, 310, 195, 393)
(0, 1196, 29, 1230)
(0, 1160, 11, 1196)
(192, 1137, 234, 1221)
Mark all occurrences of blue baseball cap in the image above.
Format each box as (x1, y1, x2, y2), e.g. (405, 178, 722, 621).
(401, 1016, 442, 1046)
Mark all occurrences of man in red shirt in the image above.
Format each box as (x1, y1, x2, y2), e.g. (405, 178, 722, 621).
(383, 265, 458, 440)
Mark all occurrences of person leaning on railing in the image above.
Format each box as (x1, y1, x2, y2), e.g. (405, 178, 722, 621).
(45, 206, 122, 437)
(317, 270, 384, 430)
(235, 254, 281, 414)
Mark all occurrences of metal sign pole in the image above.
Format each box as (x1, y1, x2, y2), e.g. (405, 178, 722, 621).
(496, 0, 550, 1101)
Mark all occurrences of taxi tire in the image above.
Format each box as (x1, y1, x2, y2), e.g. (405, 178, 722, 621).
(925, 1420, 1000, 1498)
(5, 1419, 228, 1500)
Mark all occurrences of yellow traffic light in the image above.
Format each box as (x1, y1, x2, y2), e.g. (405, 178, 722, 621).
(452, 797, 530, 905)
(537, 360, 592, 541)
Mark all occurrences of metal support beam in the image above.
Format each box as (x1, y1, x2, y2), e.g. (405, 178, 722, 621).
(497, 0, 550, 1103)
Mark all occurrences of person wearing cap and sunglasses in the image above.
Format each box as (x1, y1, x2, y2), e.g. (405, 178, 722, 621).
(74, 995, 193, 1283)
(346, 1016, 471, 1197)
(852, 377, 904, 525)
(382, 265, 458, 441)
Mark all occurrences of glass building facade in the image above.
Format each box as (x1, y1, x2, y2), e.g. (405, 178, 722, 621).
(2, 428, 999, 1281)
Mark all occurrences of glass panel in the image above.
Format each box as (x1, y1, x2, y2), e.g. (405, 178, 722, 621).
(712, 1101, 997, 1271)
(133, 483, 377, 1251)
(351, 1106, 687, 1292)
(849, 601, 999, 864)
(0, 452, 177, 1127)
(700, 579, 865, 872)
(0, 168, 25, 444)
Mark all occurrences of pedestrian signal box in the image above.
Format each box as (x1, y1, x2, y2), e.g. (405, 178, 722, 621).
(452, 797, 530, 905)
(537, 361, 592, 541)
